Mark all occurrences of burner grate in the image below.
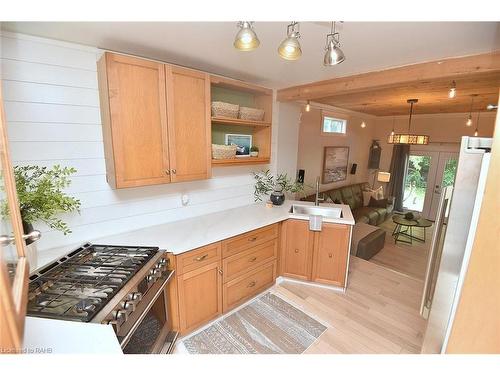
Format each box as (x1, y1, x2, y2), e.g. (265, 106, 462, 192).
(27, 244, 158, 322)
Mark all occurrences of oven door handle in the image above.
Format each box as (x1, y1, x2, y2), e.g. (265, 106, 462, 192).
(119, 270, 174, 349)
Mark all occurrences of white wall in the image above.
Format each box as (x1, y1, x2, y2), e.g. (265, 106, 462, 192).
(1, 32, 280, 251)
(297, 105, 376, 195)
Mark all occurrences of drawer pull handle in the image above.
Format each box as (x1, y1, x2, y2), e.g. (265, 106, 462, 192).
(248, 236, 258, 242)
(249, 256, 257, 262)
(195, 254, 208, 262)
(328, 253, 333, 258)
(247, 281, 256, 288)
(294, 249, 299, 253)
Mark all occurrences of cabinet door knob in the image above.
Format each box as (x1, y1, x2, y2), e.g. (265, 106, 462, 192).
(328, 253, 333, 258)
(294, 249, 299, 253)
(248, 236, 257, 242)
(165, 169, 171, 175)
(172, 169, 177, 174)
(218, 268, 223, 275)
(247, 281, 256, 288)
(249, 256, 257, 262)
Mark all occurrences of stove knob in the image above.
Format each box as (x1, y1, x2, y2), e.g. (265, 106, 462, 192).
(121, 300, 137, 312)
(127, 292, 143, 302)
(112, 309, 128, 324)
(159, 258, 167, 266)
(146, 274, 156, 283)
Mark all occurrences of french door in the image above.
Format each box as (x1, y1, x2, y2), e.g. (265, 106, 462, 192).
(403, 151, 458, 220)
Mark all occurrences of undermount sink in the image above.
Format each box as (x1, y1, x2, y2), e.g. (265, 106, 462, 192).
(289, 204, 342, 219)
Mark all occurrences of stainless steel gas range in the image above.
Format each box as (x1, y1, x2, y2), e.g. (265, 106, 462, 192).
(26, 243, 178, 354)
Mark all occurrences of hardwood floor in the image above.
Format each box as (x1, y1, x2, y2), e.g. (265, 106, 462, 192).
(368, 217, 433, 281)
(274, 257, 427, 354)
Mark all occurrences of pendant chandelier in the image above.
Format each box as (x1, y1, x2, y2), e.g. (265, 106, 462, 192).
(387, 99, 429, 145)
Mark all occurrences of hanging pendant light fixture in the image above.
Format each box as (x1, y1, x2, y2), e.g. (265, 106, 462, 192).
(305, 100, 311, 112)
(387, 99, 429, 145)
(278, 22, 302, 60)
(474, 111, 481, 137)
(234, 21, 260, 51)
(323, 21, 345, 66)
(448, 81, 457, 98)
(466, 95, 475, 127)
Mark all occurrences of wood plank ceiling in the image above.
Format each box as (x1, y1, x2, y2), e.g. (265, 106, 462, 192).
(277, 51, 500, 116)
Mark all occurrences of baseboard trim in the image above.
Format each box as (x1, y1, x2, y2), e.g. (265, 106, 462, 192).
(276, 276, 346, 294)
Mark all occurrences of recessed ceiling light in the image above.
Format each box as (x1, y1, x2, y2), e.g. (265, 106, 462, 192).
(448, 81, 457, 98)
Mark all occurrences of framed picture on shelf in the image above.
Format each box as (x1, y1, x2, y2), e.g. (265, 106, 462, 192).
(225, 134, 252, 157)
(322, 146, 349, 184)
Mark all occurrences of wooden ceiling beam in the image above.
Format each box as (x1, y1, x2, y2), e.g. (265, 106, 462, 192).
(277, 51, 500, 102)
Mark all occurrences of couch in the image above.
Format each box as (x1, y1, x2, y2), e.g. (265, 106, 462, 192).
(301, 182, 393, 226)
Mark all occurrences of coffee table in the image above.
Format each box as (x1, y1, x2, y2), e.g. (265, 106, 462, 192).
(392, 214, 432, 245)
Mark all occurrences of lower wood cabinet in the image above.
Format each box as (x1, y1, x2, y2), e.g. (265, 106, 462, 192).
(281, 219, 315, 280)
(223, 260, 276, 312)
(281, 219, 351, 287)
(177, 261, 222, 334)
(311, 223, 350, 286)
(172, 220, 350, 335)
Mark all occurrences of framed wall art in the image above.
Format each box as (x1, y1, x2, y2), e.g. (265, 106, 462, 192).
(322, 146, 349, 184)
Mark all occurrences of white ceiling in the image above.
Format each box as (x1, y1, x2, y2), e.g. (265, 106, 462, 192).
(2, 22, 499, 88)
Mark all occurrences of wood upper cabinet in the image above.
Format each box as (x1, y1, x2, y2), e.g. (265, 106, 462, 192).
(311, 223, 350, 287)
(98, 52, 211, 188)
(98, 52, 171, 188)
(166, 66, 211, 182)
(177, 260, 222, 334)
(281, 219, 315, 280)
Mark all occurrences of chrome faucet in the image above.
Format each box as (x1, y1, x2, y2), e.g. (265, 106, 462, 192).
(315, 176, 325, 206)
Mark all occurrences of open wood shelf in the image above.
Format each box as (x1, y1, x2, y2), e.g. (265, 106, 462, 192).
(211, 117, 271, 127)
(211, 157, 271, 166)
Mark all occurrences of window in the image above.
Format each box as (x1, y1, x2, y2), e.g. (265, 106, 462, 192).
(321, 113, 347, 135)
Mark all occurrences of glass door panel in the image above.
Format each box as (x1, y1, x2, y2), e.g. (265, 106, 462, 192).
(403, 154, 432, 213)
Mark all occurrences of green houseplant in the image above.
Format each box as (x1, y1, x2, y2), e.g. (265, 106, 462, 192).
(253, 170, 305, 205)
(1, 165, 81, 242)
(249, 146, 259, 157)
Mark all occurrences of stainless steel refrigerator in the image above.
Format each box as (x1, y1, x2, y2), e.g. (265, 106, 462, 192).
(420, 136, 492, 353)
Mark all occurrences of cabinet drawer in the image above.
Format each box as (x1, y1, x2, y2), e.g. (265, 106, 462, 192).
(222, 224, 279, 259)
(176, 242, 221, 275)
(223, 239, 277, 283)
(223, 260, 276, 312)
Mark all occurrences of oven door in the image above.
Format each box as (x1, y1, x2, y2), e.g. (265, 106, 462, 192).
(120, 271, 178, 354)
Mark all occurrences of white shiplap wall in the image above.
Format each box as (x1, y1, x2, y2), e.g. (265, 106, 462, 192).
(1, 32, 278, 251)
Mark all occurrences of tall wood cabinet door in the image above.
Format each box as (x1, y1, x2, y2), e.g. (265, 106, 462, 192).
(166, 66, 211, 182)
(311, 223, 350, 287)
(177, 261, 222, 334)
(103, 53, 170, 188)
(281, 219, 314, 280)
(0, 85, 30, 352)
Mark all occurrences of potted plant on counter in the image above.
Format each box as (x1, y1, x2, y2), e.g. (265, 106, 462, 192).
(253, 170, 305, 206)
(1, 165, 81, 244)
(249, 146, 259, 157)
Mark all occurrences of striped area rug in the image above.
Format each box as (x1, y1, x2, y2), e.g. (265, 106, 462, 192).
(182, 293, 326, 354)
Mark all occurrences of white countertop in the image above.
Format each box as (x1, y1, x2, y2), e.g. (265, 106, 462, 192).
(34, 200, 354, 273)
(23, 317, 122, 354)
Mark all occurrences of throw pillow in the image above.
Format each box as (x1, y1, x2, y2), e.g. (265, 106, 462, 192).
(368, 196, 388, 208)
(375, 186, 384, 199)
(362, 191, 373, 206)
